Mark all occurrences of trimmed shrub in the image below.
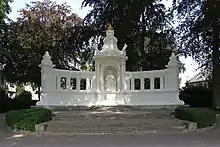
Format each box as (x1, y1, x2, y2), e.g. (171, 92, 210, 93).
(179, 85, 212, 107)
(5, 108, 52, 131)
(175, 106, 216, 128)
(13, 91, 32, 110)
(5, 109, 26, 127)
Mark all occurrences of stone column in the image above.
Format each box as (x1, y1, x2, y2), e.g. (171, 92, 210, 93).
(91, 76, 96, 91)
(160, 76, 164, 89)
(131, 77, 134, 90)
(39, 51, 55, 92)
(141, 77, 145, 90)
(96, 63, 100, 91)
(76, 76, 81, 91)
(66, 77, 70, 90)
(166, 52, 179, 90)
(124, 76, 129, 90)
(150, 77, 154, 90)
(37, 51, 55, 106)
(121, 63, 125, 91)
(86, 78, 91, 90)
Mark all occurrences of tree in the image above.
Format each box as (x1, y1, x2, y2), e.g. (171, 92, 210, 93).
(81, 0, 177, 71)
(3, 1, 83, 96)
(0, 0, 13, 61)
(0, 0, 12, 24)
(173, 0, 220, 108)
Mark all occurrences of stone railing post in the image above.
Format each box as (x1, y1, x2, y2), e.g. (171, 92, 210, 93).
(141, 77, 145, 90)
(124, 76, 130, 91)
(166, 52, 179, 90)
(39, 51, 55, 92)
(150, 77, 154, 90)
(130, 77, 134, 90)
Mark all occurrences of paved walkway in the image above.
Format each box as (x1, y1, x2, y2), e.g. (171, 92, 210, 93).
(1, 132, 220, 147)
(0, 114, 13, 137)
(0, 111, 220, 147)
(45, 109, 187, 134)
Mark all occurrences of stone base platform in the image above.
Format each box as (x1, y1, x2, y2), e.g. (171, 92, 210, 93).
(35, 105, 181, 112)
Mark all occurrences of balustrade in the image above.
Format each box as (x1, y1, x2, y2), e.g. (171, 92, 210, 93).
(125, 70, 168, 91)
(40, 51, 178, 94)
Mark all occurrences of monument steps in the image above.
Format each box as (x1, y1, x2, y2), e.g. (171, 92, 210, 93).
(44, 110, 186, 134)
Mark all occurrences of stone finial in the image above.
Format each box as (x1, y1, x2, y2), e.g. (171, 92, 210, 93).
(94, 43, 100, 55)
(39, 51, 55, 68)
(106, 23, 114, 36)
(166, 52, 178, 68)
(122, 43, 127, 51)
(102, 24, 118, 52)
(121, 43, 127, 55)
(107, 23, 113, 30)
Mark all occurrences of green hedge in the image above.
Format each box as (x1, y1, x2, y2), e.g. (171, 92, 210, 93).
(175, 106, 216, 128)
(5, 108, 52, 131)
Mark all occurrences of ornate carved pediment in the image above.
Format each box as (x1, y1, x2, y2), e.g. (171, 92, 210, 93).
(94, 24, 127, 57)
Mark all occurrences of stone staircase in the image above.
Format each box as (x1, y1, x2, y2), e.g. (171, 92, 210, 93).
(97, 99, 118, 106)
(44, 108, 186, 134)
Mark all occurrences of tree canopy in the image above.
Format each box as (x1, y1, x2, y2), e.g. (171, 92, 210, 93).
(3, 1, 83, 87)
(0, 0, 13, 61)
(81, 0, 177, 71)
(0, 0, 12, 24)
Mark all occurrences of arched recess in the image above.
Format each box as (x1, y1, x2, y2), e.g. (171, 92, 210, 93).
(104, 66, 117, 92)
(99, 63, 121, 92)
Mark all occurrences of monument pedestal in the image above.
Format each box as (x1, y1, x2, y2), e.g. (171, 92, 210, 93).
(106, 93, 116, 100)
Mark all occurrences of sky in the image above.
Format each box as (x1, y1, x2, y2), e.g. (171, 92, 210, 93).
(7, 0, 199, 87)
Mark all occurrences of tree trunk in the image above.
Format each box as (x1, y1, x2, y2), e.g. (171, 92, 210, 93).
(212, 57, 220, 109)
(38, 86, 41, 101)
(212, 26, 220, 109)
(141, 11, 148, 70)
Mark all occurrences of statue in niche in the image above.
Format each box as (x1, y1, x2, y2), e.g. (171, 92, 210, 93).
(105, 70, 116, 92)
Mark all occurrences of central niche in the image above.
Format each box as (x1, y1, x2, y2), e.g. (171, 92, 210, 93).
(104, 66, 117, 92)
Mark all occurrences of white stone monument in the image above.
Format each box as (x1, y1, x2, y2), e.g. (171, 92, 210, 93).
(37, 24, 183, 108)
